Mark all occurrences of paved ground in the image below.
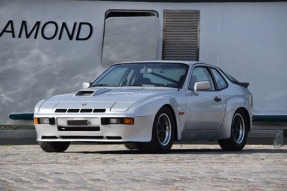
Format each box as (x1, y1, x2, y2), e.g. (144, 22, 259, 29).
(0, 144, 287, 191)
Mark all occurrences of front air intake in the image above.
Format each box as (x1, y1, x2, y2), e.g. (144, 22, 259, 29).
(93, 109, 106, 113)
(55, 109, 67, 113)
(67, 109, 80, 113)
(80, 109, 93, 113)
(55, 109, 106, 113)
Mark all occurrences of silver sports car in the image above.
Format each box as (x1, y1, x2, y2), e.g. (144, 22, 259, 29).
(34, 61, 253, 153)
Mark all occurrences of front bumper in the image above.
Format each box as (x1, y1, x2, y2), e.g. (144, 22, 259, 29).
(34, 114, 154, 143)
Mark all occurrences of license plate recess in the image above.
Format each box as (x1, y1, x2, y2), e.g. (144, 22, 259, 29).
(67, 120, 88, 126)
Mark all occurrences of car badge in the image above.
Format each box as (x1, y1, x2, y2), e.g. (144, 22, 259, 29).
(82, 103, 87, 106)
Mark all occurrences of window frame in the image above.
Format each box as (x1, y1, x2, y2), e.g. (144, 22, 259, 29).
(188, 66, 216, 91)
(209, 67, 229, 91)
(105, 10, 158, 19)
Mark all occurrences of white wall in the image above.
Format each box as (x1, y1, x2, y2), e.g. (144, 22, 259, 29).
(208, 3, 287, 114)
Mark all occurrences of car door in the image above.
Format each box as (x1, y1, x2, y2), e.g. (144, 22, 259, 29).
(183, 66, 225, 140)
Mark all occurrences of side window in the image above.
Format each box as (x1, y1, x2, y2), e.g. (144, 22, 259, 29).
(189, 67, 215, 90)
(210, 68, 228, 90)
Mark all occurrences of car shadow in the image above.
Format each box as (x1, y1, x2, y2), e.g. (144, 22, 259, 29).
(67, 148, 287, 155)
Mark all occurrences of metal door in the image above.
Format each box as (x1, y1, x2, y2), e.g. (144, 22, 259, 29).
(182, 66, 224, 140)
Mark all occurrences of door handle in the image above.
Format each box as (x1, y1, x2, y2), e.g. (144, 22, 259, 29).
(214, 96, 222, 102)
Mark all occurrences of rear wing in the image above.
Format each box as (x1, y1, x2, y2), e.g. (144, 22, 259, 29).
(235, 82, 249, 88)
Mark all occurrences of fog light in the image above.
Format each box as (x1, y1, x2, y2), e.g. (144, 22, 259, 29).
(34, 117, 55, 125)
(101, 118, 134, 125)
(109, 118, 121, 124)
(39, 118, 50, 124)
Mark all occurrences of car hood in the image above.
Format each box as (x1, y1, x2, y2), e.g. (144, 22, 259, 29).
(38, 87, 176, 113)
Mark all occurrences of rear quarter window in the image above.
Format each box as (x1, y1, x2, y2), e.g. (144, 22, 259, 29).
(210, 68, 228, 90)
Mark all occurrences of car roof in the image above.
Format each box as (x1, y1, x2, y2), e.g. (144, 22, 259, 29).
(116, 60, 218, 68)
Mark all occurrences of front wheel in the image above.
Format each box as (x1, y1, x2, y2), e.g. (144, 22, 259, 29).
(218, 109, 248, 151)
(39, 142, 70, 152)
(144, 107, 175, 153)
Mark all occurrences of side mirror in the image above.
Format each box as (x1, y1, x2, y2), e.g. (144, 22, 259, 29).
(194, 81, 210, 96)
(83, 82, 92, 89)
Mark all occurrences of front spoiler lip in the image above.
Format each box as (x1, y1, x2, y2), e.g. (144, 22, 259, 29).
(38, 137, 132, 143)
(39, 136, 126, 143)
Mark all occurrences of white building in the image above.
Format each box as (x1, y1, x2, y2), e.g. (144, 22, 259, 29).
(0, 0, 287, 126)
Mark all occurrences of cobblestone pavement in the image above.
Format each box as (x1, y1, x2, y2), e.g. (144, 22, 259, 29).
(0, 144, 287, 191)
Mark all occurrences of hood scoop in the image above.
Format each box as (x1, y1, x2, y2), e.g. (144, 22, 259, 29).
(75, 91, 94, 96)
(75, 88, 111, 97)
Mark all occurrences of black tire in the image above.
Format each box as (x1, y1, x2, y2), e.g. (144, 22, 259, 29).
(39, 142, 70, 152)
(124, 143, 144, 150)
(218, 109, 249, 151)
(144, 107, 175, 153)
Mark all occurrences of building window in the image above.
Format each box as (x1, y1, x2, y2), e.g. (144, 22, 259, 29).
(102, 10, 159, 67)
(162, 10, 200, 61)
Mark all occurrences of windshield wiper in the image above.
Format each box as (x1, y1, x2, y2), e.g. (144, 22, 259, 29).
(125, 84, 144, 87)
(153, 84, 178, 88)
(125, 84, 155, 87)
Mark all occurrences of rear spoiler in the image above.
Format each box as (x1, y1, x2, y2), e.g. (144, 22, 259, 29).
(235, 82, 249, 88)
(219, 69, 249, 88)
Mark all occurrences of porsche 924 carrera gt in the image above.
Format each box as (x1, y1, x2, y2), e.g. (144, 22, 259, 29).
(34, 61, 253, 153)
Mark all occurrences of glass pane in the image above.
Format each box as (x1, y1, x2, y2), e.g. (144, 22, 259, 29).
(92, 63, 188, 88)
(189, 67, 215, 90)
(211, 68, 228, 90)
(102, 16, 159, 67)
(95, 67, 128, 86)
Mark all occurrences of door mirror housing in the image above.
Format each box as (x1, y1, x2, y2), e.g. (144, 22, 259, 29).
(83, 82, 92, 89)
(194, 81, 210, 96)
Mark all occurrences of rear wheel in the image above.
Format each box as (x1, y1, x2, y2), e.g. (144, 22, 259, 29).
(144, 107, 175, 153)
(218, 109, 248, 151)
(39, 142, 70, 152)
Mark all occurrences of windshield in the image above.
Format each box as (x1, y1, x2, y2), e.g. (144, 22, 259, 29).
(92, 63, 189, 88)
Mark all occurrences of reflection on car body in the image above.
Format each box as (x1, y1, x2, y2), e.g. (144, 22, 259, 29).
(34, 61, 253, 153)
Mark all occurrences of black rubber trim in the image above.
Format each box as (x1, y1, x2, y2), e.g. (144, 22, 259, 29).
(57, 126, 100, 131)
(9, 113, 34, 120)
(253, 115, 287, 122)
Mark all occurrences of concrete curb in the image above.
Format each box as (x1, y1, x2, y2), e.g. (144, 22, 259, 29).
(0, 130, 36, 139)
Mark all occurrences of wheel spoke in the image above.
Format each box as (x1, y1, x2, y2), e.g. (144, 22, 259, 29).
(235, 131, 239, 140)
(160, 132, 165, 142)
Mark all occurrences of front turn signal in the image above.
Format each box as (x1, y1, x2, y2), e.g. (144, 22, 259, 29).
(123, 118, 134, 125)
(34, 118, 39, 124)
